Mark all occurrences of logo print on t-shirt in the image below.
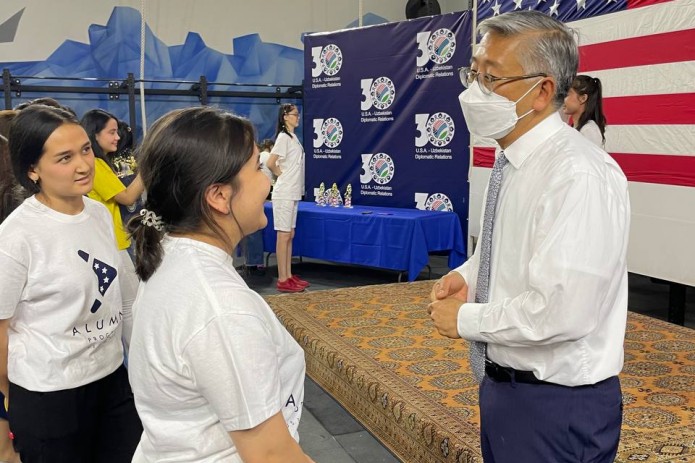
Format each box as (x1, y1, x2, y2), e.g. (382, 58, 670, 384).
(78, 250, 118, 313)
(285, 394, 299, 413)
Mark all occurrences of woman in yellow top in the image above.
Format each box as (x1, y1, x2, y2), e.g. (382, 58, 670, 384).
(81, 109, 143, 336)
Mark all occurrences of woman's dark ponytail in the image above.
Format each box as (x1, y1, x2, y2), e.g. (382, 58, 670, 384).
(572, 75, 607, 144)
(591, 78, 606, 144)
(127, 209, 164, 281)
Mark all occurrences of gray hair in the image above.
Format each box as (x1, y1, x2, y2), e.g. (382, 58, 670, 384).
(478, 11, 578, 108)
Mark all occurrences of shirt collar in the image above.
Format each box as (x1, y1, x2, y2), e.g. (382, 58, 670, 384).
(498, 112, 565, 169)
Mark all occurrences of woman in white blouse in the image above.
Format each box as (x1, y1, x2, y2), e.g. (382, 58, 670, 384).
(266, 104, 308, 293)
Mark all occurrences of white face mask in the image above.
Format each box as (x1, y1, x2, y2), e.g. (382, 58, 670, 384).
(458, 78, 543, 140)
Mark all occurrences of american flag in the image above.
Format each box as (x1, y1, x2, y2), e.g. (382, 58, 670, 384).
(469, 0, 695, 284)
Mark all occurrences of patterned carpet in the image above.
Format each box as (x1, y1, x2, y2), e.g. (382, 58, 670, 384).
(265, 281, 695, 463)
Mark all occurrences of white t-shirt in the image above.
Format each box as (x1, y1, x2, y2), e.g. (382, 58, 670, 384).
(579, 120, 604, 147)
(129, 237, 305, 463)
(271, 131, 305, 200)
(259, 149, 274, 183)
(0, 196, 125, 391)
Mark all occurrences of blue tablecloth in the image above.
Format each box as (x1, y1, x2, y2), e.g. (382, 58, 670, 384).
(262, 202, 466, 281)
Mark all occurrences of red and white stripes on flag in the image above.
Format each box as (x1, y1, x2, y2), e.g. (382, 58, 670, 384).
(469, 0, 695, 285)
(577, 0, 695, 187)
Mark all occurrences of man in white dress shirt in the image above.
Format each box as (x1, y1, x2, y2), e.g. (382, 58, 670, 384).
(428, 11, 630, 463)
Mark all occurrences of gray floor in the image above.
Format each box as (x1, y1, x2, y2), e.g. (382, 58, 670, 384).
(237, 254, 694, 463)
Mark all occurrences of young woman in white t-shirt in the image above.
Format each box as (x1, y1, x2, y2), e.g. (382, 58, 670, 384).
(267, 103, 308, 293)
(563, 75, 607, 148)
(0, 105, 141, 462)
(127, 107, 312, 463)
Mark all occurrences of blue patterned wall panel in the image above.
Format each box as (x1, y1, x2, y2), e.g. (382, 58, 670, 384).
(1, 6, 387, 140)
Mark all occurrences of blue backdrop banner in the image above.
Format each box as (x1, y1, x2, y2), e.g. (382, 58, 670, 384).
(303, 12, 472, 253)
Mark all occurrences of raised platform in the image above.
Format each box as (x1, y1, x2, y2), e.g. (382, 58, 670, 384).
(264, 281, 695, 463)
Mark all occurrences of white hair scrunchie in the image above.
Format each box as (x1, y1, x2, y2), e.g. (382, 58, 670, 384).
(139, 209, 164, 232)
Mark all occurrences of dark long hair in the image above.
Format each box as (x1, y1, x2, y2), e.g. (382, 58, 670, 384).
(571, 75, 606, 144)
(8, 105, 81, 195)
(80, 109, 118, 168)
(116, 119, 133, 155)
(127, 107, 256, 281)
(0, 111, 25, 223)
(275, 103, 296, 138)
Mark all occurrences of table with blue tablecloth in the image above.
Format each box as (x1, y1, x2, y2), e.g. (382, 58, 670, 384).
(262, 202, 466, 281)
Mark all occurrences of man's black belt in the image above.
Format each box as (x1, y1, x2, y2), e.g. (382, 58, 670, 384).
(484, 360, 554, 385)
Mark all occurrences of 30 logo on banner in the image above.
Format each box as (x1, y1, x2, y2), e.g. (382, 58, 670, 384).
(415, 192, 454, 212)
(415, 112, 455, 148)
(416, 28, 456, 67)
(363, 153, 395, 184)
(311, 44, 343, 77)
(312, 117, 344, 160)
(415, 28, 457, 80)
(360, 153, 395, 197)
(313, 118, 344, 148)
(361, 77, 396, 111)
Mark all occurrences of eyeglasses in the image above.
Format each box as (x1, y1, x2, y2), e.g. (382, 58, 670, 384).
(458, 67, 547, 95)
(286, 112, 300, 117)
